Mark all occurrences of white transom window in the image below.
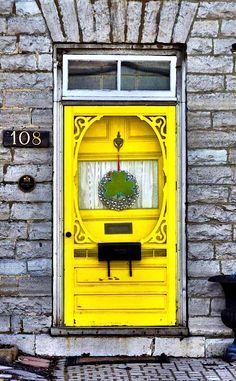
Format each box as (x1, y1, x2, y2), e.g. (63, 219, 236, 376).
(62, 55, 177, 100)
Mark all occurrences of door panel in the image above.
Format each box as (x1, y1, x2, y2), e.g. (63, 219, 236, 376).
(64, 106, 176, 327)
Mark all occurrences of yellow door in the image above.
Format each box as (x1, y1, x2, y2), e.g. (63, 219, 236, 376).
(64, 106, 177, 327)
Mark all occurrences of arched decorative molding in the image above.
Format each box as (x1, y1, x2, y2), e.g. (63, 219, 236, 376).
(38, 0, 198, 44)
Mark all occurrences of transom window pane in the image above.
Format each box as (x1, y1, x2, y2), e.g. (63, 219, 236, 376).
(121, 61, 170, 91)
(68, 60, 117, 90)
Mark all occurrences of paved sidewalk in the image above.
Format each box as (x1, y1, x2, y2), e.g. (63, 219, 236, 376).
(53, 358, 236, 380)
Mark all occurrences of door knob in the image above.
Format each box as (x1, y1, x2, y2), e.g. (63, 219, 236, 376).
(65, 232, 72, 238)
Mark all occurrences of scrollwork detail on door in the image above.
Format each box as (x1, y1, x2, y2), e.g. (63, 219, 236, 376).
(74, 116, 103, 141)
(74, 219, 94, 244)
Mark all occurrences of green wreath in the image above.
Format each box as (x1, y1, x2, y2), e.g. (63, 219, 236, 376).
(98, 170, 139, 211)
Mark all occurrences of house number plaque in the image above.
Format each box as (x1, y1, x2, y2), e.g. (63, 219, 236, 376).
(3, 130, 50, 148)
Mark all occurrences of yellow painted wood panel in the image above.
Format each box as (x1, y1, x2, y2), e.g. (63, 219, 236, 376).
(64, 106, 177, 327)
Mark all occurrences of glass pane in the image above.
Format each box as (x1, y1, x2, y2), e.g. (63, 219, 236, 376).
(68, 60, 117, 90)
(121, 61, 170, 91)
(79, 160, 158, 210)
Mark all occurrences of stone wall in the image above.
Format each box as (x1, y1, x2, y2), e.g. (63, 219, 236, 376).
(0, 0, 236, 356)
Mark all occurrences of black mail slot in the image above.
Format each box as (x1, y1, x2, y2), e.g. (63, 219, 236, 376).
(98, 242, 141, 261)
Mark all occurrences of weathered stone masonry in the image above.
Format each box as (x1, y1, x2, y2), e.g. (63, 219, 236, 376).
(0, 0, 235, 356)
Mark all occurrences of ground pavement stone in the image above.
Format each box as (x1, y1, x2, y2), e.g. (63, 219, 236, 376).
(52, 357, 236, 380)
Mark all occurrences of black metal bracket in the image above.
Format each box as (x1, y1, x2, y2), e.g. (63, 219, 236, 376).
(98, 242, 141, 277)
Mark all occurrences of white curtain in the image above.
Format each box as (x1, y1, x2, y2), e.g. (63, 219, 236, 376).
(79, 160, 158, 209)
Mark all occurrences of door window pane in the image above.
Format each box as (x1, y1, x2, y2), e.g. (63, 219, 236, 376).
(68, 60, 117, 90)
(121, 61, 170, 91)
(79, 160, 158, 210)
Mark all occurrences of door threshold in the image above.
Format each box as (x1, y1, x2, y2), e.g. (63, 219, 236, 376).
(51, 326, 189, 336)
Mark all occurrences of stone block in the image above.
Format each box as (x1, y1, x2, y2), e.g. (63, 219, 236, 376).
(188, 204, 236, 223)
(188, 260, 220, 277)
(198, 2, 236, 19)
(11, 203, 52, 221)
(226, 75, 236, 91)
(188, 279, 224, 298)
(206, 339, 233, 358)
(0, 36, 17, 54)
(189, 298, 210, 316)
(188, 242, 214, 260)
(0, 260, 26, 275)
(230, 187, 236, 202)
(0, 276, 19, 296)
(188, 166, 236, 185)
(7, 16, 46, 35)
(221, 260, 236, 274)
(141, 1, 161, 43)
(19, 36, 52, 53)
(39, 1, 64, 41)
(5, 90, 52, 108)
(28, 222, 52, 240)
(0, 296, 52, 315)
(110, 0, 127, 43)
(187, 111, 211, 129)
(188, 130, 236, 148)
(4, 164, 52, 182)
(173, 1, 198, 43)
(188, 149, 227, 165)
(157, 0, 178, 43)
(188, 92, 236, 111)
(188, 278, 224, 298)
(221, 20, 236, 37)
(0, 203, 10, 220)
(187, 56, 233, 74)
(58, 0, 80, 42)
(187, 75, 224, 92)
(0, 240, 15, 258)
(0, 110, 31, 127)
(154, 337, 205, 358)
(0, 184, 52, 203)
(211, 298, 225, 317)
(229, 150, 236, 165)
(233, 225, 236, 241)
(0, 317, 10, 333)
(215, 242, 236, 259)
(31, 109, 53, 127)
(0, 55, 37, 71)
(188, 185, 228, 203)
(187, 38, 212, 55)
(0, 1, 13, 15)
(94, 0, 111, 43)
(36, 335, 153, 356)
(16, 0, 41, 16)
(23, 315, 51, 333)
(189, 317, 232, 336)
(126, 1, 142, 43)
(37, 54, 53, 71)
(0, 222, 27, 239)
(11, 315, 22, 333)
(27, 258, 52, 275)
(187, 223, 232, 241)
(19, 276, 52, 296)
(1, 72, 52, 90)
(191, 20, 219, 37)
(0, 334, 35, 355)
(76, 0, 95, 42)
(213, 111, 236, 128)
(16, 240, 52, 259)
(13, 148, 53, 165)
(0, 18, 6, 33)
(214, 38, 236, 55)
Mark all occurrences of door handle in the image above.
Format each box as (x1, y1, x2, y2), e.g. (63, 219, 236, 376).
(65, 232, 72, 238)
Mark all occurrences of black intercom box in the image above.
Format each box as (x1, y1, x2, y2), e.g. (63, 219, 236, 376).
(98, 242, 141, 261)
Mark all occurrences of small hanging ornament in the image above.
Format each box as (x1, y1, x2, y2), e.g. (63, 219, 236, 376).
(98, 132, 139, 211)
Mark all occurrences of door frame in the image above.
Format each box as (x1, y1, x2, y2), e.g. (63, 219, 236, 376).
(52, 46, 187, 334)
